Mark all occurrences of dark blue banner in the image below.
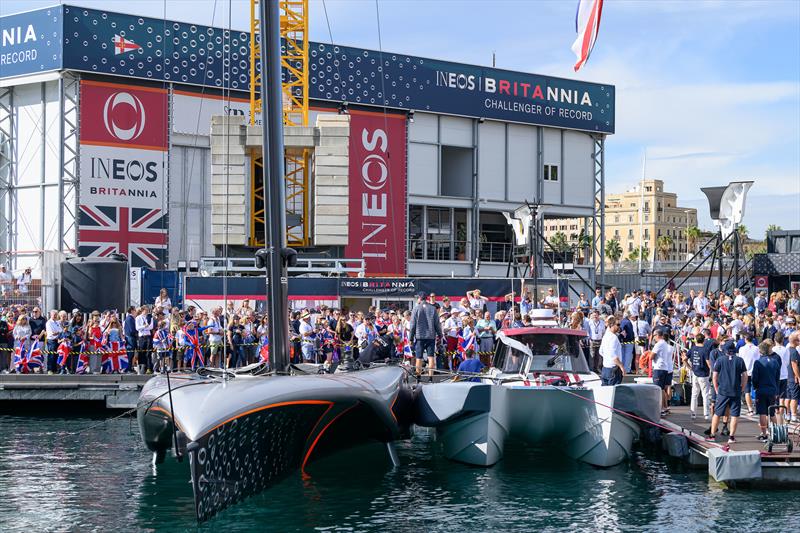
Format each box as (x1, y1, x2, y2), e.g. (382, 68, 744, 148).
(3, 6, 614, 134)
(0, 7, 62, 78)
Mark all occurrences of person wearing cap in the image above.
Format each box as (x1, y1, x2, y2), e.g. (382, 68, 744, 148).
(738, 334, 759, 416)
(651, 329, 674, 415)
(410, 291, 443, 379)
(442, 309, 460, 355)
(708, 342, 747, 444)
(355, 314, 379, 353)
(752, 339, 781, 441)
(541, 288, 559, 310)
(298, 310, 316, 362)
(686, 333, 712, 420)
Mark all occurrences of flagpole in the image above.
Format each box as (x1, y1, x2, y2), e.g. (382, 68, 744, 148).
(638, 149, 646, 273)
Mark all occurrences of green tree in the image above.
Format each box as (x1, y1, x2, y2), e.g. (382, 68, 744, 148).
(686, 225, 701, 254)
(737, 224, 748, 240)
(657, 235, 674, 261)
(605, 239, 622, 263)
(573, 228, 593, 261)
(549, 232, 570, 253)
(766, 224, 781, 239)
(628, 245, 650, 262)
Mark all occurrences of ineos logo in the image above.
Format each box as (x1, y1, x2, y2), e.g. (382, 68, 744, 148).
(102, 92, 146, 141)
(361, 128, 388, 191)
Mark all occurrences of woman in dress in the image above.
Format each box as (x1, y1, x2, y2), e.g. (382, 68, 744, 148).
(154, 288, 172, 311)
(12, 315, 31, 373)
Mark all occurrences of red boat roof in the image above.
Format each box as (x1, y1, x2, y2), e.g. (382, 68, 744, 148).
(501, 327, 587, 337)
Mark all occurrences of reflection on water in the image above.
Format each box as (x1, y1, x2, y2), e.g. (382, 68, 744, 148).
(0, 415, 795, 532)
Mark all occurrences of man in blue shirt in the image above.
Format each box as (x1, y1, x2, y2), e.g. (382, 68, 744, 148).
(457, 354, 485, 382)
(618, 312, 635, 373)
(708, 343, 747, 444)
(686, 333, 712, 420)
(752, 339, 782, 440)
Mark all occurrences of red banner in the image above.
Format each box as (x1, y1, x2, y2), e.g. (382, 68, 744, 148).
(345, 112, 407, 276)
(80, 81, 168, 151)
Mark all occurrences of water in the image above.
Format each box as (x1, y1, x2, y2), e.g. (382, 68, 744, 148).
(0, 414, 794, 532)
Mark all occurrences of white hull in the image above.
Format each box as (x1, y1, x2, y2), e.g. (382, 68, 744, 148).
(417, 380, 660, 468)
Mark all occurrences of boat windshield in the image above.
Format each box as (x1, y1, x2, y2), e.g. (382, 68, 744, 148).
(494, 333, 590, 374)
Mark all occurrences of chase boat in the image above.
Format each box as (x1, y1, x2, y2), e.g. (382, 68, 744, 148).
(415, 312, 661, 467)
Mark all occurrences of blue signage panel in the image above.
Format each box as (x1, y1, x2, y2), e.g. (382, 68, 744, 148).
(55, 5, 613, 133)
(0, 7, 63, 79)
(309, 43, 614, 134)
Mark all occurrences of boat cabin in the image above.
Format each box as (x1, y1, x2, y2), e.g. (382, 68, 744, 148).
(492, 327, 591, 375)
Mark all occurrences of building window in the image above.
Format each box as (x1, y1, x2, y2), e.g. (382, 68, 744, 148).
(614, 229, 620, 238)
(479, 211, 513, 263)
(628, 241, 633, 251)
(644, 201, 650, 212)
(644, 215, 649, 222)
(441, 146, 474, 198)
(628, 229, 634, 239)
(614, 216, 619, 223)
(645, 186, 652, 192)
(408, 205, 469, 261)
(543, 164, 559, 182)
(629, 215, 634, 223)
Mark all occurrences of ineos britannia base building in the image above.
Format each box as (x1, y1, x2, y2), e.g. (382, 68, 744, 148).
(0, 5, 614, 309)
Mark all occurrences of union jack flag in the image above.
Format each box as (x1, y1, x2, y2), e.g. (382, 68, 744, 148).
(457, 330, 476, 357)
(397, 328, 413, 358)
(183, 327, 204, 369)
(14, 338, 43, 373)
(259, 336, 270, 363)
(101, 341, 128, 373)
(76, 343, 90, 374)
(57, 339, 71, 368)
(78, 205, 168, 268)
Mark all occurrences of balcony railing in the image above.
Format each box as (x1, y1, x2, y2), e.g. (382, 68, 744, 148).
(408, 239, 469, 262)
(479, 241, 513, 263)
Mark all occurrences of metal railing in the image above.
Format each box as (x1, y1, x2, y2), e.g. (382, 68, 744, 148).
(479, 241, 512, 263)
(408, 239, 469, 262)
(198, 256, 365, 276)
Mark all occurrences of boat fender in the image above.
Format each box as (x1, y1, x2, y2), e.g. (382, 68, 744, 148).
(643, 426, 662, 445)
(663, 431, 689, 458)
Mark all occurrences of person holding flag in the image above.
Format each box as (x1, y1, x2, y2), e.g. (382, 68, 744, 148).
(57, 335, 71, 371)
(152, 319, 172, 373)
(183, 320, 205, 370)
(11, 315, 32, 374)
(101, 317, 128, 374)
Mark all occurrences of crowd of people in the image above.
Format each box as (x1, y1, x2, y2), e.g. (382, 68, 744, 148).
(2, 282, 799, 440)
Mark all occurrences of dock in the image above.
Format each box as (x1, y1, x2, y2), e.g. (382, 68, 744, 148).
(0, 374, 152, 409)
(658, 405, 800, 486)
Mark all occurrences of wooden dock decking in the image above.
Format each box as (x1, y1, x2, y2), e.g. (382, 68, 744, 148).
(0, 374, 152, 409)
(658, 405, 800, 486)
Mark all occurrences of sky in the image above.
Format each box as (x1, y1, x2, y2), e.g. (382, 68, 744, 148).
(3, 0, 799, 238)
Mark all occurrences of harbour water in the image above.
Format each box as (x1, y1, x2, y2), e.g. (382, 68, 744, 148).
(0, 414, 795, 532)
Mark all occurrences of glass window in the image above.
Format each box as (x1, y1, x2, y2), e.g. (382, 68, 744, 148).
(774, 236, 786, 253)
(790, 236, 800, 253)
(441, 146, 473, 197)
(479, 211, 512, 263)
(427, 207, 452, 261)
(409, 206, 424, 259)
(543, 164, 559, 181)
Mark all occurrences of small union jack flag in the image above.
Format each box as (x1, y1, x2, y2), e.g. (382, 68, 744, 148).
(183, 326, 204, 369)
(259, 336, 270, 363)
(57, 339, 71, 368)
(78, 205, 168, 268)
(76, 343, 90, 374)
(397, 329, 413, 358)
(101, 341, 128, 373)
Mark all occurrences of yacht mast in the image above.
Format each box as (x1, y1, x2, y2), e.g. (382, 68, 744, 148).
(259, 0, 290, 371)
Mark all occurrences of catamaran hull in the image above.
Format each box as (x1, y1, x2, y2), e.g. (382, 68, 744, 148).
(138, 366, 413, 521)
(415, 382, 660, 468)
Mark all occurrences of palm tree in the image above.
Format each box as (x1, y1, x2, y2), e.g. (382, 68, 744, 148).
(657, 235, 674, 261)
(737, 224, 748, 240)
(766, 224, 781, 239)
(549, 232, 570, 253)
(628, 245, 650, 262)
(605, 239, 622, 263)
(573, 228, 592, 262)
(686, 225, 701, 254)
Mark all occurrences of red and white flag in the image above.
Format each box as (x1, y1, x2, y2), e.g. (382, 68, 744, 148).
(571, 0, 604, 72)
(113, 34, 141, 55)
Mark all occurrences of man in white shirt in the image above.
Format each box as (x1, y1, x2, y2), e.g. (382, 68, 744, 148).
(693, 291, 710, 317)
(738, 334, 760, 415)
(586, 310, 605, 372)
(298, 310, 316, 362)
(733, 288, 747, 310)
(651, 329, 674, 415)
(0, 265, 12, 297)
(135, 306, 154, 374)
(45, 310, 63, 374)
(542, 287, 559, 310)
(728, 312, 744, 340)
(443, 311, 461, 355)
(599, 316, 624, 385)
(628, 291, 642, 320)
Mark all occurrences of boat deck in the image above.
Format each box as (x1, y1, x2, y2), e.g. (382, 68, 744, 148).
(657, 405, 800, 486)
